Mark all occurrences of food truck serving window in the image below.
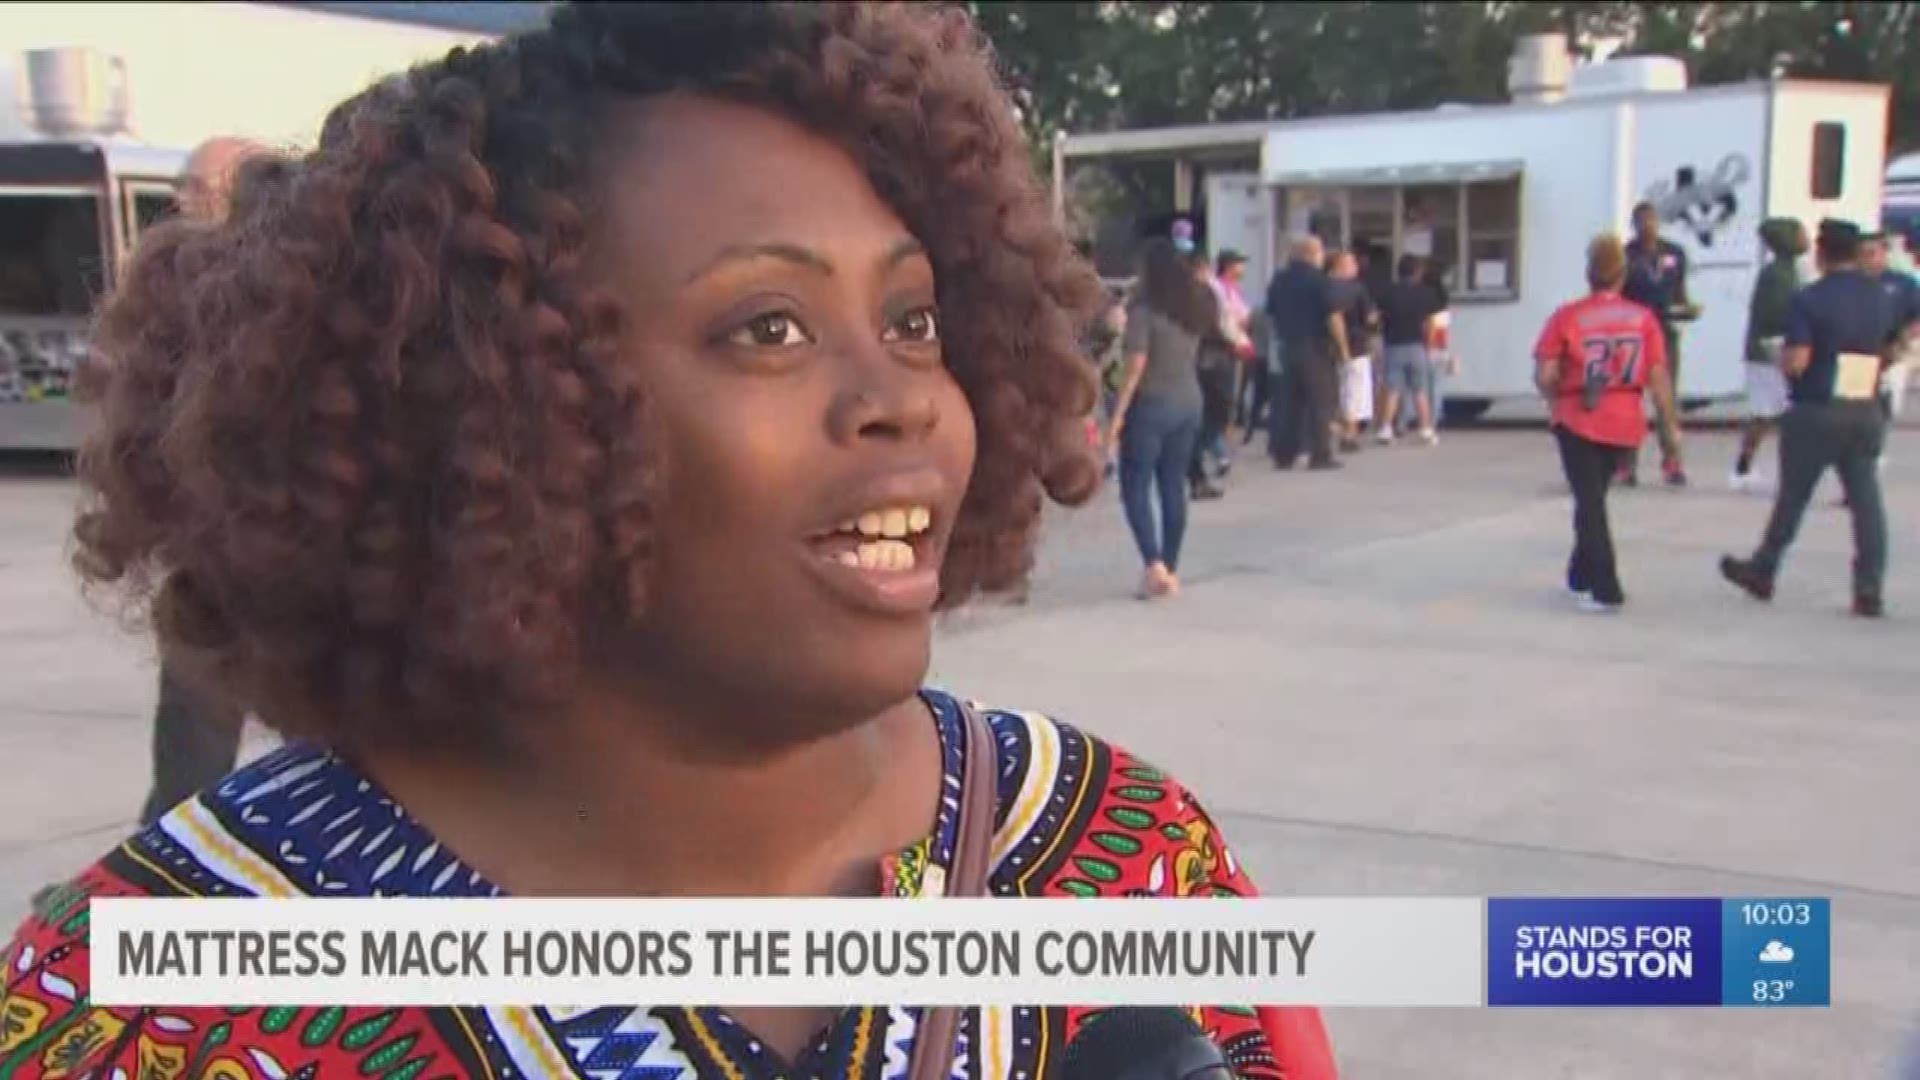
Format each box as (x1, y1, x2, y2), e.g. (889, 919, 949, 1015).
(0, 190, 103, 408)
(1270, 160, 1523, 301)
(0, 191, 106, 317)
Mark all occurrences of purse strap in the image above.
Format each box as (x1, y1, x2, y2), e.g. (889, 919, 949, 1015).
(906, 700, 999, 1080)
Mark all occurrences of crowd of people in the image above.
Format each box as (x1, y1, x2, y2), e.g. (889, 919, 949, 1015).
(1533, 207, 1916, 619)
(1091, 231, 1454, 598)
(1095, 202, 1918, 615)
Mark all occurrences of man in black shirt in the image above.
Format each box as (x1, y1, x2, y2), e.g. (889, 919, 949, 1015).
(1264, 236, 1351, 469)
(1326, 250, 1375, 452)
(1721, 220, 1894, 617)
(1621, 201, 1694, 486)
(1375, 254, 1444, 443)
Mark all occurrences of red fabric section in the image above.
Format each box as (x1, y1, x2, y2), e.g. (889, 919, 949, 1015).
(1536, 292, 1668, 448)
(1260, 1005, 1341, 1080)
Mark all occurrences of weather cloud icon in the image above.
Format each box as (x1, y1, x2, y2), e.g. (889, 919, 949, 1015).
(1759, 941, 1795, 964)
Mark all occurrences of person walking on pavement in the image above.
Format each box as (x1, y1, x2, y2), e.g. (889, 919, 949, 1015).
(1206, 249, 1257, 454)
(136, 137, 267, 826)
(1864, 230, 1920, 425)
(1621, 201, 1695, 487)
(1185, 250, 1243, 500)
(1109, 238, 1215, 599)
(1731, 218, 1808, 493)
(1534, 234, 1683, 612)
(1264, 235, 1350, 470)
(1721, 219, 1903, 618)
(26, 138, 264, 915)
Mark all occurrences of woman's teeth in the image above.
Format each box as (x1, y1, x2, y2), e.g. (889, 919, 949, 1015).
(835, 539, 916, 571)
(843, 505, 933, 540)
(829, 505, 932, 573)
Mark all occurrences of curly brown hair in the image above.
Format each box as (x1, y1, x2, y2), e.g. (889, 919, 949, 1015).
(75, 1, 1102, 752)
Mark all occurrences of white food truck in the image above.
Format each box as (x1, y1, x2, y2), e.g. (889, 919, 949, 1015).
(1056, 38, 1891, 420)
(0, 3, 508, 452)
(0, 137, 187, 450)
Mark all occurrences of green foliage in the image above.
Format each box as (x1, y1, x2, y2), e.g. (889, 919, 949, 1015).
(972, 1, 1919, 153)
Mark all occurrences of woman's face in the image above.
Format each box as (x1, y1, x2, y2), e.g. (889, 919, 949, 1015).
(587, 95, 976, 744)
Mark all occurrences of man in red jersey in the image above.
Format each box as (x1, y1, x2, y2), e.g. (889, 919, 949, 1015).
(1535, 234, 1684, 611)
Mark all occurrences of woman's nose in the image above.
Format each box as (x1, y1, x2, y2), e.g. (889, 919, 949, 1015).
(827, 353, 941, 445)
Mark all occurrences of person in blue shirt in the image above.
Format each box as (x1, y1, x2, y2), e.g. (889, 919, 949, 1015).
(1263, 235, 1352, 470)
(1863, 231, 1920, 423)
(1721, 219, 1895, 618)
(1620, 201, 1696, 486)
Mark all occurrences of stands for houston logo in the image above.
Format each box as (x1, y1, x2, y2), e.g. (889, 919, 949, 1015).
(1487, 898, 1723, 1006)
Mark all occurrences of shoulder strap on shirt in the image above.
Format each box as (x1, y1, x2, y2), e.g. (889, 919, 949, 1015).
(906, 700, 999, 1080)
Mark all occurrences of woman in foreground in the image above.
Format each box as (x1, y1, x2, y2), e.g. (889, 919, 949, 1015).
(0, 4, 1335, 1079)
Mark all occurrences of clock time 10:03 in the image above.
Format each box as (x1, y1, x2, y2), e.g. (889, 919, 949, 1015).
(1741, 902, 1813, 926)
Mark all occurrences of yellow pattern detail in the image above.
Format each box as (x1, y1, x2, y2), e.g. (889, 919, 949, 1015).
(137, 1032, 189, 1080)
(983, 1005, 1005, 1079)
(1173, 818, 1219, 897)
(1024, 728, 1094, 890)
(847, 1007, 873, 1080)
(681, 1012, 746, 1080)
(121, 845, 197, 899)
(0, 995, 50, 1053)
(199, 1056, 251, 1080)
(40, 1008, 125, 1079)
(447, 1009, 501, 1080)
(500, 1007, 573, 1077)
(998, 711, 1057, 867)
(174, 807, 299, 898)
(1035, 1009, 1052, 1080)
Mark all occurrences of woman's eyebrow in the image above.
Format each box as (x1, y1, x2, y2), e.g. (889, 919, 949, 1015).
(682, 237, 926, 286)
(683, 242, 833, 284)
(880, 236, 926, 272)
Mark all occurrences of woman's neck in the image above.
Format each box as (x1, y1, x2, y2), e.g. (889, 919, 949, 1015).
(356, 688, 943, 899)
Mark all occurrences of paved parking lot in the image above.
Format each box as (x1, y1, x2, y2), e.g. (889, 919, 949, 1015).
(4, 424, 1917, 1078)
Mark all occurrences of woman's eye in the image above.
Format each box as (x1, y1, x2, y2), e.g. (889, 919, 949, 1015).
(728, 312, 812, 348)
(883, 306, 940, 344)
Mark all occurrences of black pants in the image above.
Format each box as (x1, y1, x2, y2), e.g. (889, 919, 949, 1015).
(1749, 401, 1888, 597)
(1554, 425, 1628, 604)
(1268, 338, 1336, 466)
(138, 663, 246, 826)
(1236, 361, 1269, 433)
(1623, 320, 1681, 473)
(1190, 354, 1235, 482)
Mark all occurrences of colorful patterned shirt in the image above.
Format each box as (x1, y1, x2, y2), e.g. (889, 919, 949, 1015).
(1, 689, 1335, 1080)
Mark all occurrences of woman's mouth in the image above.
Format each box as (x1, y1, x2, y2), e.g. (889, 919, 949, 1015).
(804, 502, 942, 615)
(815, 505, 934, 571)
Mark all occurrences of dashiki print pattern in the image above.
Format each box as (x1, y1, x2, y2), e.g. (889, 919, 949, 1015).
(2, 690, 1296, 1080)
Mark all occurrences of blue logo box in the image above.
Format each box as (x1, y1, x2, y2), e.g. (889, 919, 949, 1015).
(1720, 897, 1830, 1007)
(1486, 898, 1832, 1007)
(1487, 898, 1723, 1006)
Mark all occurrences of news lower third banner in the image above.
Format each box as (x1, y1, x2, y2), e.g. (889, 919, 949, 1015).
(86, 896, 1829, 1008)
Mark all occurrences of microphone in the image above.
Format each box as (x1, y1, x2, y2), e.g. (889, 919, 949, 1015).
(1060, 1008, 1238, 1080)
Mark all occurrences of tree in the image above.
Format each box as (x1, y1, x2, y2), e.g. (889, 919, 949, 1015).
(974, 1, 1920, 154)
